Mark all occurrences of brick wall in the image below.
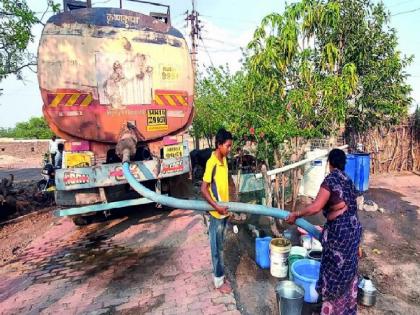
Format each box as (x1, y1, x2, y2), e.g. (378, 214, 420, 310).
(0, 139, 50, 159)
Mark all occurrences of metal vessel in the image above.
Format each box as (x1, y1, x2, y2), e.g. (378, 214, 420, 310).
(358, 276, 377, 307)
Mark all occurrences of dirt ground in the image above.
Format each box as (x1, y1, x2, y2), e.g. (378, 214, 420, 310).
(357, 173, 420, 315)
(224, 173, 420, 315)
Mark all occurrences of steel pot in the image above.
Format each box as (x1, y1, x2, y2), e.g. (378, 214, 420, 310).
(358, 276, 377, 307)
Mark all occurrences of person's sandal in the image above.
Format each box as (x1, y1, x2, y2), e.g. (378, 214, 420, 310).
(217, 281, 232, 294)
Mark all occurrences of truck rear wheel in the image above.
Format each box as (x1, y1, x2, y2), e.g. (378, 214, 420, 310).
(72, 215, 91, 226)
(158, 174, 194, 211)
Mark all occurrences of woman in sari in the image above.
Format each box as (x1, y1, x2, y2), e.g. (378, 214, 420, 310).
(286, 149, 362, 315)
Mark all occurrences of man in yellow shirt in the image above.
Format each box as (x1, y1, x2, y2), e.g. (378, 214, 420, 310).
(201, 128, 233, 294)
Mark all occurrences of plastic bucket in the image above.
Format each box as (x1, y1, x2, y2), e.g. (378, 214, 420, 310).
(307, 250, 322, 262)
(270, 238, 291, 278)
(290, 246, 307, 257)
(255, 236, 272, 269)
(275, 280, 304, 315)
(291, 259, 321, 303)
(288, 254, 305, 280)
(300, 235, 322, 251)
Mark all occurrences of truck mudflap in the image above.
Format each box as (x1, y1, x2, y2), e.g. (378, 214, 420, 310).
(55, 156, 190, 191)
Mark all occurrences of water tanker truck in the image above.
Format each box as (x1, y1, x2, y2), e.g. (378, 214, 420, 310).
(38, 0, 194, 225)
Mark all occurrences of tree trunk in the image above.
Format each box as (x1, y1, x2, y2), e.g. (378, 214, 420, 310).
(194, 136, 200, 150)
(388, 129, 400, 172)
(410, 125, 415, 171)
(399, 128, 405, 171)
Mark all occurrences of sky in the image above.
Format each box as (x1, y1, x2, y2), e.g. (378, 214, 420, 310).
(0, 0, 419, 128)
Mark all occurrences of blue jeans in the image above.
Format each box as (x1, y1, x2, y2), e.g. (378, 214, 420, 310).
(209, 216, 227, 278)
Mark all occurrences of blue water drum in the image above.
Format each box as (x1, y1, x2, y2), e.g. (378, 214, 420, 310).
(255, 236, 272, 269)
(345, 153, 370, 191)
(345, 154, 357, 184)
(354, 153, 370, 192)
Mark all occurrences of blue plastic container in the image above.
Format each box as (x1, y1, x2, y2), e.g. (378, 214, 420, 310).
(354, 153, 370, 192)
(345, 154, 357, 183)
(255, 236, 272, 269)
(345, 153, 370, 192)
(291, 259, 320, 303)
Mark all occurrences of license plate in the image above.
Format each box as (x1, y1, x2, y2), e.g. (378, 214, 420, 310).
(163, 144, 183, 159)
(147, 109, 168, 131)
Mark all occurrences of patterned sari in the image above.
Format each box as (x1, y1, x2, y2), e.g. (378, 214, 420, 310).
(317, 169, 362, 315)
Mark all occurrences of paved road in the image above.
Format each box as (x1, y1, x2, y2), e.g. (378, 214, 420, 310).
(0, 207, 239, 315)
(0, 168, 40, 182)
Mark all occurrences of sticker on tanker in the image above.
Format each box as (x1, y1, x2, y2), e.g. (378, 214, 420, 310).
(161, 160, 184, 175)
(63, 172, 90, 186)
(147, 109, 168, 131)
(154, 90, 188, 106)
(96, 50, 153, 108)
(110, 164, 142, 181)
(160, 65, 180, 81)
(47, 92, 93, 107)
(64, 152, 93, 168)
(163, 144, 184, 159)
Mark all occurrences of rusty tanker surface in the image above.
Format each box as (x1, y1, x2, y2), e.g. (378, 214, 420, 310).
(38, 7, 194, 157)
(37, 6, 194, 220)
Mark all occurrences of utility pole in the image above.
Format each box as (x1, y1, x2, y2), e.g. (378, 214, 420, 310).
(185, 0, 202, 149)
(185, 0, 201, 79)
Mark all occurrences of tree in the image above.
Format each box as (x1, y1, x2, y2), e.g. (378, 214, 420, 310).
(193, 0, 412, 161)
(192, 66, 249, 147)
(245, 0, 358, 151)
(0, 0, 60, 81)
(316, 0, 412, 133)
(193, 1, 359, 165)
(415, 105, 420, 141)
(0, 116, 53, 139)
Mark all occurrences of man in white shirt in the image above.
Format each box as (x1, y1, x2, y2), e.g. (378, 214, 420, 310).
(49, 135, 58, 164)
(54, 143, 64, 169)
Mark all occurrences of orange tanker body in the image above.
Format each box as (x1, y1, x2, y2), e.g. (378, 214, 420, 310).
(38, 2, 194, 224)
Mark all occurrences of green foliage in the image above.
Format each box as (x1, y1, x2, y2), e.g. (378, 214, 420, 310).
(192, 66, 249, 146)
(193, 0, 413, 159)
(245, 0, 358, 145)
(0, 0, 60, 80)
(318, 0, 412, 131)
(0, 117, 54, 139)
(0, 0, 38, 80)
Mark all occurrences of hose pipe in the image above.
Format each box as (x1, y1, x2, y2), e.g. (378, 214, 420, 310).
(122, 162, 321, 240)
